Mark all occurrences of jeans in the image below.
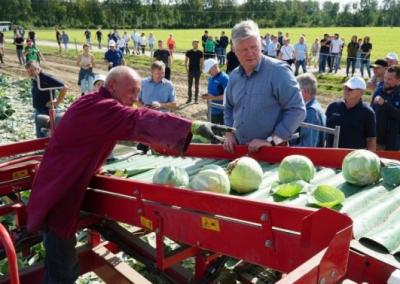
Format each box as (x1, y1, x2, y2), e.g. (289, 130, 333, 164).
(42, 227, 79, 284)
(97, 39, 102, 49)
(149, 44, 154, 57)
(318, 54, 327, 72)
(188, 70, 201, 102)
(16, 49, 25, 65)
(35, 109, 49, 138)
(79, 74, 94, 94)
(220, 48, 226, 65)
(346, 58, 356, 76)
(295, 59, 307, 76)
(360, 57, 371, 78)
(331, 53, 340, 72)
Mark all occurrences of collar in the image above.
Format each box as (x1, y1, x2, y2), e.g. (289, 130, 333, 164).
(99, 86, 112, 99)
(305, 96, 316, 106)
(212, 72, 222, 79)
(343, 99, 363, 110)
(239, 57, 263, 77)
(149, 77, 165, 84)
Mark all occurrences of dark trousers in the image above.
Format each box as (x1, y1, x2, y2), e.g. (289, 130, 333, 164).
(188, 70, 201, 102)
(346, 58, 356, 76)
(43, 228, 79, 284)
(319, 54, 327, 72)
(165, 67, 171, 80)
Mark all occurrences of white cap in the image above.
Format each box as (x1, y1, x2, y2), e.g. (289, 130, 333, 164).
(344, 76, 366, 91)
(93, 74, 106, 85)
(203, 58, 218, 73)
(386, 52, 398, 61)
(109, 40, 116, 47)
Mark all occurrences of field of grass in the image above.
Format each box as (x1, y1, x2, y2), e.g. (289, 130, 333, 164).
(4, 27, 400, 60)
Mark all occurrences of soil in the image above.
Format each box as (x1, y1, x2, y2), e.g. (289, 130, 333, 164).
(0, 48, 209, 121)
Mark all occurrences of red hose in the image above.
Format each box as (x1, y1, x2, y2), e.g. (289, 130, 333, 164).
(0, 224, 20, 284)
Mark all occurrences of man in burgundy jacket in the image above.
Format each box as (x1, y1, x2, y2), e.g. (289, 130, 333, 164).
(27, 66, 228, 283)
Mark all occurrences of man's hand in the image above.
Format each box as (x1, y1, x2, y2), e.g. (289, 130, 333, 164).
(223, 132, 237, 153)
(374, 96, 385, 105)
(151, 101, 161, 109)
(248, 139, 271, 153)
(191, 121, 235, 144)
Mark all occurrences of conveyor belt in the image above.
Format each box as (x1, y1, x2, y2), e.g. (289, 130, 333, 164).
(102, 149, 400, 266)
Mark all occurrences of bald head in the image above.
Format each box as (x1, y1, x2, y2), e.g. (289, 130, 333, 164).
(105, 66, 142, 106)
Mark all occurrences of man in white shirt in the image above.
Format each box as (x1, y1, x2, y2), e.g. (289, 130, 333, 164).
(279, 38, 295, 67)
(131, 29, 140, 55)
(267, 36, 279, 58)
(294, 36, 308, 76)
(330, 33, 343, 73)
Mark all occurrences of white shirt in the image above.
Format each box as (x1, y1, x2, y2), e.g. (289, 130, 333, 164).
(139, 36, 147, 46)
(280, 45, 295, 60)
(123, 34, 130, 43)
(117, 38, 125, 48)
(148, 35, 156, 45)
(331, 39, 343, 53)
(132, 32, 139, 43)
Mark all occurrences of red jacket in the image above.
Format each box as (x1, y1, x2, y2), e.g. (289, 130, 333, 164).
(27, 87, 192, 238)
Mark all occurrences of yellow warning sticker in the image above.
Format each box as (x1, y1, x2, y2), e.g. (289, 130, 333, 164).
(201, 216, 220, 232)
(140, 216, 153, 230)
(12, 169, 29, 179)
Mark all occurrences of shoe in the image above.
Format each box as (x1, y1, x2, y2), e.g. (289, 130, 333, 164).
(186, 99, 192, 104)
(194, 100, 198, 104)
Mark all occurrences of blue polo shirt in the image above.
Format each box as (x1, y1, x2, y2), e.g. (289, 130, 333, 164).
(326, 100, 376, 149)
(208, 72, 229, 115)
(139, 77, 176, 112)
(104, 49, 123, 67)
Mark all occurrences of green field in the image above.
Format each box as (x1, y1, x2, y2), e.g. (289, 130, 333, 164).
(4, 27, 400, 59)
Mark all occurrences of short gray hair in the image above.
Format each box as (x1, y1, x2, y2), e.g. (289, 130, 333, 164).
(296, 73, 318, 96)
(105, 66, 141, 87)
(231, 20, 260, 47)
(151, 60, 165, 71)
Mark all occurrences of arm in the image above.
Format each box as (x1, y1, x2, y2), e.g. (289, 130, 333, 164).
(55, 86, 68, 107)
(184, 56, 189, 72)
(38, 51, 45, 62)
(366, 137, 377, 152)
(271, 65, 306, 140)
(168, 55, 172, 68)
(91, 55, 95, 68)
(383, 101, 400, 120)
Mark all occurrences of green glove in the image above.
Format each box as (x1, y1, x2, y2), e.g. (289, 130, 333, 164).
(191, 121, 235, 144)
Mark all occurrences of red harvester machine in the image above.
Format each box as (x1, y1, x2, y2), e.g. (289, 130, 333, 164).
(0, 138, 400, 283)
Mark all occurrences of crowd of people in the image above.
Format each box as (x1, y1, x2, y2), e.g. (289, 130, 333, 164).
(2, 24, 400, 152)
(2, 20, 400, 284)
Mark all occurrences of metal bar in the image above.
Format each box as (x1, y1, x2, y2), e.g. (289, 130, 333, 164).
(333, 126, 341, 148)
(0, 224, 19, 284)
(0, 139, 47, 159)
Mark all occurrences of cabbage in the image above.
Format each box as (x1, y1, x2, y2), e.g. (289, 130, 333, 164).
(342, 150, 381, 186)
(152, 166, 189, 187)
(227, 157, 263, 193)
(310, 185, 345, 208)
(189, 165, 230, 194)
(272, 180, 308, 198)
(381, 159, 400, 186)
(278, 155, 315, 183)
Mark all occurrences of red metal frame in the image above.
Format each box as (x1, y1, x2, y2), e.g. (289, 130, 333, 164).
(0, 224, 19, 284)
(0, 141, 399, 283)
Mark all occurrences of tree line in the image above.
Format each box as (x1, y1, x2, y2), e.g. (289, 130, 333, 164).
(1, 0, 400, 29)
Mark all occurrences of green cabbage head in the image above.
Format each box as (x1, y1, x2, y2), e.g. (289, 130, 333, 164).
(227, 157, 263, 193)
(189, 165, 230, 194)
(342, 149, 381, 186)
(153, 165, 189, 187)
(279, 155, 315, 183)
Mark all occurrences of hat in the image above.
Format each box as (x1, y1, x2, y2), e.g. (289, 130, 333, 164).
(344, 76, 366, 91)
(386, 52, 398, 61)
(370, 59, 388, 68)
(203, 58, 218, 73)
(108, 40, 116, 47)
(93, 74, 106, 85)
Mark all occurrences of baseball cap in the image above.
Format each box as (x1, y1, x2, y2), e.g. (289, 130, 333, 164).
(386, 52, 398, 61)
(93, 74, 106, 85)
(370, 59, 388, 68)
(108, 40, 116, 47)
(203, 58, 218, 73)
(344, 76, 366, 91)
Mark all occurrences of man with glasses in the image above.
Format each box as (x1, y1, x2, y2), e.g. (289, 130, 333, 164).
(325, 76, 376, 151)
